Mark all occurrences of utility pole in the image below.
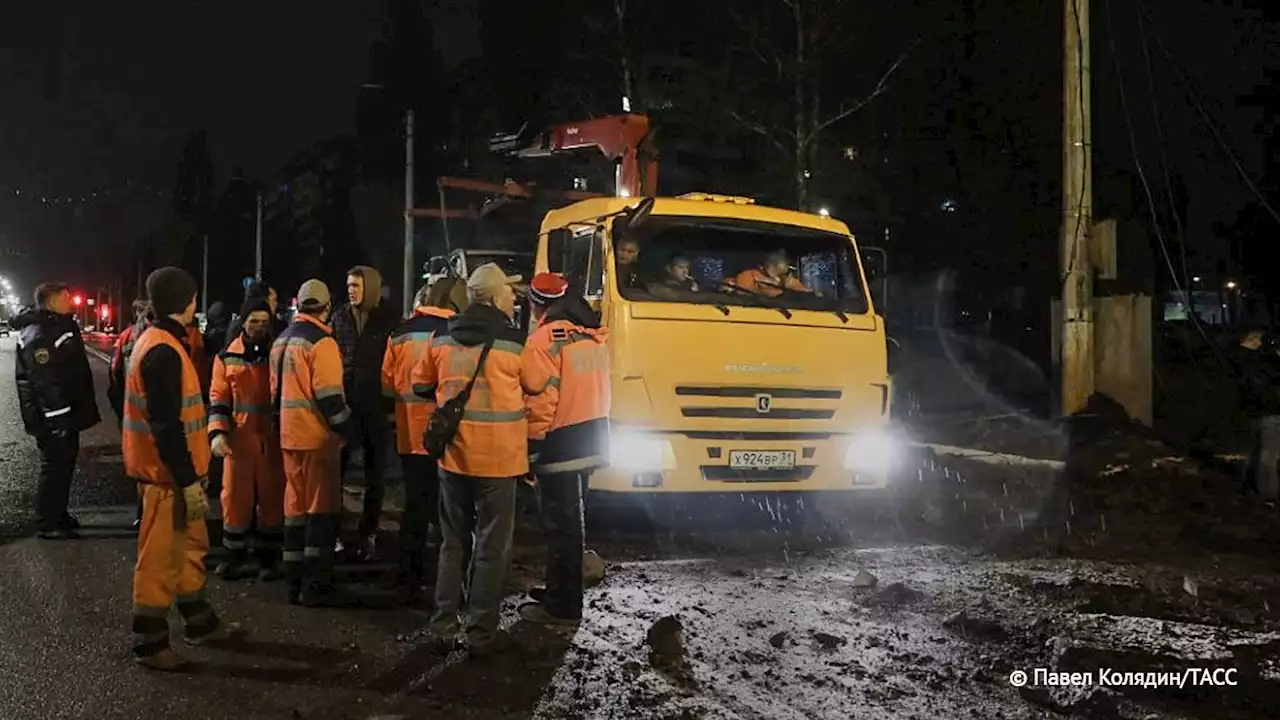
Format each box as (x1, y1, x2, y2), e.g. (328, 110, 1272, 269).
(254, 192, 264, 280)
(403, 108, 416, 315)
(202, 233, 210, 315)
(1061, 0, 1095, 415)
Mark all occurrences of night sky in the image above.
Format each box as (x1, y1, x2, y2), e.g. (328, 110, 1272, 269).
(0, 0, 1272, 297)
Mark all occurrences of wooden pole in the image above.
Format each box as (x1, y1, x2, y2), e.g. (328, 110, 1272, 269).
(1061, 0, 1095, 414)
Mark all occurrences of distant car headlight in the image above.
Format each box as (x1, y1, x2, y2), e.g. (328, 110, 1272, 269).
(841, 428, 902, 474)
(609, 432, 675, 472)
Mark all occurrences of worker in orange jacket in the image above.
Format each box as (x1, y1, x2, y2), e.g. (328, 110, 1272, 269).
(411, 263, 539, 655)
(382, 278, 460, 604)
(732, 251, 814, 297)
(517, 273, 611, 625)
(124, 267, 241, 671)
(110, 299, 153, 531)
(271, 280, 355, 607)
(208, 298, 285, 581)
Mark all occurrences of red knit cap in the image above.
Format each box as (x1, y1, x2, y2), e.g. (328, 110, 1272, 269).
(530, 272, 568, 306)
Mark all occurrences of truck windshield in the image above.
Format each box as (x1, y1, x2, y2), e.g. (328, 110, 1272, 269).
(614, 216, 869, 314)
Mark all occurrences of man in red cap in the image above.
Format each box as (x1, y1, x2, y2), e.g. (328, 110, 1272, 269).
(519, 273, 611, 625)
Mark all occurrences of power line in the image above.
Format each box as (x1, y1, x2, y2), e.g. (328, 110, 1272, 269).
(1134, 0, 1280, 230)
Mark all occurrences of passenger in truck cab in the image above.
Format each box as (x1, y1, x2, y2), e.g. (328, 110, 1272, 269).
(659, 255, 699, 292)
(731, 251, 815, 297)
(614, 238, 643, 288)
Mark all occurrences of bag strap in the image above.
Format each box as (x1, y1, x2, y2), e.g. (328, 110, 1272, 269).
(459, 339, 495, 399)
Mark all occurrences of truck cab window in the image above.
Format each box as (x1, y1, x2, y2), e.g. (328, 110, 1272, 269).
(547, 227, 603, 296)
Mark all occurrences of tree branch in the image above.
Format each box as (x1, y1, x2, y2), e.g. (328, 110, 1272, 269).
(810, 38, 920, 140)
(730, 9, 786, 81)
(728, 110, 791, 155)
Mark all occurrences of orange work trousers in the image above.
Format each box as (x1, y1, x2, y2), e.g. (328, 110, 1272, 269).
(131, 483, 218, 657)
(282, 442, 342, 595)
(219, 430, 285, 552)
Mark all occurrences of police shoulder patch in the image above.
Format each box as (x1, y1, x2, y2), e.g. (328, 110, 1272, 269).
(34, 348, 50, 364)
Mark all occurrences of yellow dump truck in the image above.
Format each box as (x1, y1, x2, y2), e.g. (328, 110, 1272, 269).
(533, 192, 904, 499)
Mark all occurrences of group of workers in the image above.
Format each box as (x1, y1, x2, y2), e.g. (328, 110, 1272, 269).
(14, 259, 611, 669)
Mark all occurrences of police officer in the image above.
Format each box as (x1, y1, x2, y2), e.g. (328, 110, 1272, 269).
(15, 282, 101, 539)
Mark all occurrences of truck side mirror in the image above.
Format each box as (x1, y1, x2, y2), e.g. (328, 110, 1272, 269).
(861, 246, 888, 312)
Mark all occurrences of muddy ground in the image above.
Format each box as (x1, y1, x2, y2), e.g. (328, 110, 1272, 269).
(356, 401, 1280, 720)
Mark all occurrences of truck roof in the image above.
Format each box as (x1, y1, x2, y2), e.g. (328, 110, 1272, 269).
(540, 194, 856, 238)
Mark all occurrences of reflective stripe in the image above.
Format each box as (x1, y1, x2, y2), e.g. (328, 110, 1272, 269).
(463, 408, 527, 423)
(182, 394, 202, 408)
(223, 525, 251, 535)
(315, 385, 343, 400)
(54, 331, 74, 348)
(232, 403, 272, 415)
(183, 418, 207, 435)
(397, 392, 434, 405)
(281, 399, 315, 410)
(44, 407, 71, 418)
(328, 408, 352, 425)
(223, 538, 248, 550)
(208, 412, 232, 426)
(391, 331, 435, 347)
(433, 336, 525, 355)
(525, 375, 560, 396)
(411, 383, 436, 397)
(282, 550, 304, 562)
(535, 454, 605, 474)
(222, 356, 247, 367)
(122, 418, 151, 433)
(284, 516, 306, 527)
(303, 546, 326, 558)
(125, 392, 147, 410)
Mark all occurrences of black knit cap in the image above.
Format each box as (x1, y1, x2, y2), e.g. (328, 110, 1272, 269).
(239, 298, 271, 320)
(146, 266, 198, 317)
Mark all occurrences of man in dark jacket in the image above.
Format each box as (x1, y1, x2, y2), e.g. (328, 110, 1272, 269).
(15, 282, 102, 538)
(203, 301, 231, 360)
(331, 265, 400, 560)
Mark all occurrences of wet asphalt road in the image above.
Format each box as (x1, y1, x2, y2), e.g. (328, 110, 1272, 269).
(4, 336, 1278, 720)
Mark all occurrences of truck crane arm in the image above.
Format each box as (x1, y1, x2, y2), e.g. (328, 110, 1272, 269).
(490, 113, 658, 198)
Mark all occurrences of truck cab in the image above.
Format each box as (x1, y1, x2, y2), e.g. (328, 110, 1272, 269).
(535, 193, 898, 496)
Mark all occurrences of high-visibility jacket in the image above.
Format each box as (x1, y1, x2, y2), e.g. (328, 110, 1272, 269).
(122, 326, 211, 486)
(271, 314, 352, 451)
(208, 335, 273, 439)
(383, 306, 455, 455)
(187, 324, 211, 397)
(411, 303, 536, 478)
(523, 303, 612, 475)
(732, 268, 810, 297)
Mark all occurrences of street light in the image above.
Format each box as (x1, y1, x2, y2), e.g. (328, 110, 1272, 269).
(1226, 280, 1238, 290)
(818, 207, 831, 218)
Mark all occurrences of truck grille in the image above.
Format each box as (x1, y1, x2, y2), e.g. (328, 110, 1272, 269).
(701, 466, 816, 483)
(674, 385, 842, 399)
(681, 407, 834, 420)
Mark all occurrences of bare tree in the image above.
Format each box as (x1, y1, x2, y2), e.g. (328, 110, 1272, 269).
(728, 0, 917, 210)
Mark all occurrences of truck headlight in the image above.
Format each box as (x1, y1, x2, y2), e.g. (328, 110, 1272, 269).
(609, 432, 675, 472)
(841, 429, 901, 474)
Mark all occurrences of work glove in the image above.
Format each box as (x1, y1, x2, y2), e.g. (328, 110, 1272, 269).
(211, 434, 233, 458)
(182, 483, 209, 523)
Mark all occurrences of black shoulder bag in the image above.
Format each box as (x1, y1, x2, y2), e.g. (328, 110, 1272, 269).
(424, 339, 494, 458)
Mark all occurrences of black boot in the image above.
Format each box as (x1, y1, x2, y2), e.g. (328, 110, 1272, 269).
(256, 549, 283, 582)
(216, 549, 256, 580)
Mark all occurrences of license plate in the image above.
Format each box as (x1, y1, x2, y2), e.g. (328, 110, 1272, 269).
(729, 450, 796, 470)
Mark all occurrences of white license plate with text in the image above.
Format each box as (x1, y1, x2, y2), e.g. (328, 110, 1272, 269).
(729, 450, 796, 470)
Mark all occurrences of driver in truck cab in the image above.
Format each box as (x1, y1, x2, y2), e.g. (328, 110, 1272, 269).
(732, 251, 814, 297)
